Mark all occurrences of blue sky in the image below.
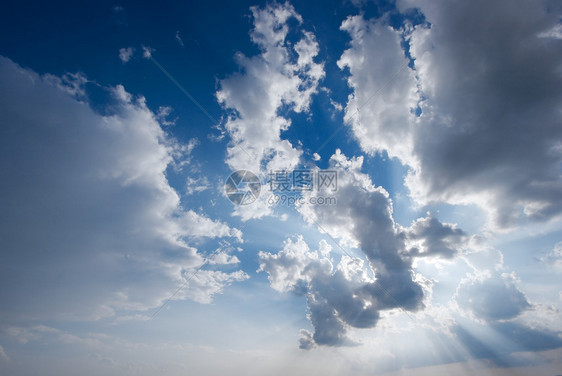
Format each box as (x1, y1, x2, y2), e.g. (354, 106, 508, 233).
(1, 0, 562, 375)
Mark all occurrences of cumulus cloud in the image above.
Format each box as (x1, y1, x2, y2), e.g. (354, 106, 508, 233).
(258, 236, 377, 348)
(208, 243, 242, 265)
(407, 216, 466, 259)
(0, 56, 245, 321)
(216, 2, 324, 219)
(259, 150, 466, 347)
(339, 0, 562, 228)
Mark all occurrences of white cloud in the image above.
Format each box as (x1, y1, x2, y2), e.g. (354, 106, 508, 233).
(216, 3, 325, 220)
(0, 56, 245, 321)
(175, 210, 243, 243)
(329, 98, 343, 113)
(118, 47, 134, 63)
(169, 137, 199, 170)
(207, 242, 243, 266)
(216, 3, 324, 175)
(175, 269, 249, 304)
(337, 15, 419, 165)
(259, 236, 332, 294)
(208, 251, 240, 265)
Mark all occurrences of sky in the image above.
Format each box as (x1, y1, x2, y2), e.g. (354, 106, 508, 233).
(1, 0, 562, 375)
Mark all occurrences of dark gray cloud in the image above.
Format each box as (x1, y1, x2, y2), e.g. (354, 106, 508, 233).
(258, 236, 378, 348)
(406, 0, 562, 227)
(260, 150, 466, 347)
(407, 216, 466, 259)
(340, 0, 562, 228)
